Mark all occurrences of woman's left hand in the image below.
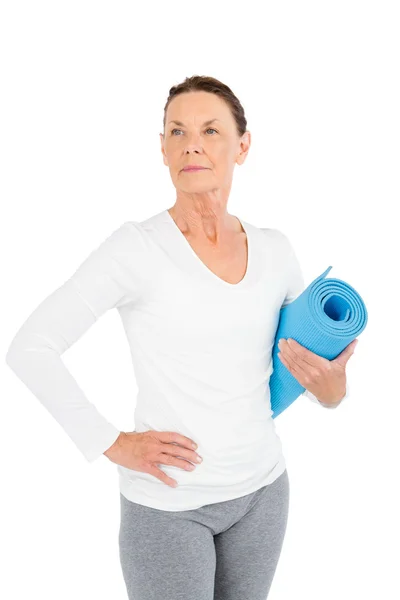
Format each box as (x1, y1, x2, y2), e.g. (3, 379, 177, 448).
(277, 338, 358, 404)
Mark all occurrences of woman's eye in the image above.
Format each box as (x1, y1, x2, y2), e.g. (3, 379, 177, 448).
(171, 128, 218, 136)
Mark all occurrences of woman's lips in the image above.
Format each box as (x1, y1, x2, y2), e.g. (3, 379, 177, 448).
(182, 167, 207, 172)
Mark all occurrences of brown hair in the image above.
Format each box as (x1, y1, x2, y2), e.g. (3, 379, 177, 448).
(162, 75, 248, 138)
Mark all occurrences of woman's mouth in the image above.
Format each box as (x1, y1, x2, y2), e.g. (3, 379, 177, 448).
(182, 167, 207, 172)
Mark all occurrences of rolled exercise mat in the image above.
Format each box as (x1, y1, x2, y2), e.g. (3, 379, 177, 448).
(270, 266, 368, 419)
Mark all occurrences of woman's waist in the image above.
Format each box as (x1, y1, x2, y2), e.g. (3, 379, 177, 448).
(118, 435, 284, 491)
(134, 405, 276, 451)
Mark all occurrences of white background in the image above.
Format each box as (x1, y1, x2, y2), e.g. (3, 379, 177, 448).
(1, 1, 399, 599)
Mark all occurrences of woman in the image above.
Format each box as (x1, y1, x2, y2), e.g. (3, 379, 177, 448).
(6, 75, 351, 600)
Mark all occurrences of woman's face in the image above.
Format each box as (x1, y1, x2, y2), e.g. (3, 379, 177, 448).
(160, 91, 251, 198)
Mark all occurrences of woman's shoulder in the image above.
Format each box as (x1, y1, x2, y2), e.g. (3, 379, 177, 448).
(258, 225, 293, 251)
(95, 219, 153, 257)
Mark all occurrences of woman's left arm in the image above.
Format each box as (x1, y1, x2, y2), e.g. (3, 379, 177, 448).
(277, 231, 357, 408)
(303, 382, 350, 409)
(277, 337, 358, 407)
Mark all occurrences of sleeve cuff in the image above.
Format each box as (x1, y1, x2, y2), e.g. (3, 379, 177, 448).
(303, 382, 350, 408)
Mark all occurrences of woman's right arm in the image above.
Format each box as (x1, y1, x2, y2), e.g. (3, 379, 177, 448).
(5, 221, 143, 463)
(279, 230, 350, 408)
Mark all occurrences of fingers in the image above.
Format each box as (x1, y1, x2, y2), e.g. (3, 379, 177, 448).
(159, 452, 197, 472)
(279, 339, 321, 379)
(143, 431, 203, 488)
(158, 430, 198, 450)
(280, 338, 328, 368)
(160, 442, 202, 465)
(146, 463, 178, 488)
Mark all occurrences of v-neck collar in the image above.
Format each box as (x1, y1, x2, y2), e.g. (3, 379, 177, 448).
(160, 208, 262, 291)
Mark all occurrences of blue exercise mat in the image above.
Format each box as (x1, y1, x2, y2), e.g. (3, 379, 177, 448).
(270, 266, 368, 418)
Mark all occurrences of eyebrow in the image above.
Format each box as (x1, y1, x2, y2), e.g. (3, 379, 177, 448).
(168, 118, 221, 127)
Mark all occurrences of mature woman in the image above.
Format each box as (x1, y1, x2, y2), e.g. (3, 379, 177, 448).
(6, 75, 352, 600)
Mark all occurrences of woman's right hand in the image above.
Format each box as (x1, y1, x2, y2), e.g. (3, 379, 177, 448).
(103, 430, 203, 488)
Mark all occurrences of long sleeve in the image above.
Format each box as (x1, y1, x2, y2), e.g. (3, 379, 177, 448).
(280, 232, 305, 308)
(303, 383, 350, 408)
(5, 221, 141, 463)
(279, 231, 350, 409)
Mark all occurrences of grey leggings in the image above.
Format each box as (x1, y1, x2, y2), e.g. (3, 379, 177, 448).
(118, 468, 290, 600)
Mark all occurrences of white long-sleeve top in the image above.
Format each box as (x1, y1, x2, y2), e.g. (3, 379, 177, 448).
(6, 209, 348, 511)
